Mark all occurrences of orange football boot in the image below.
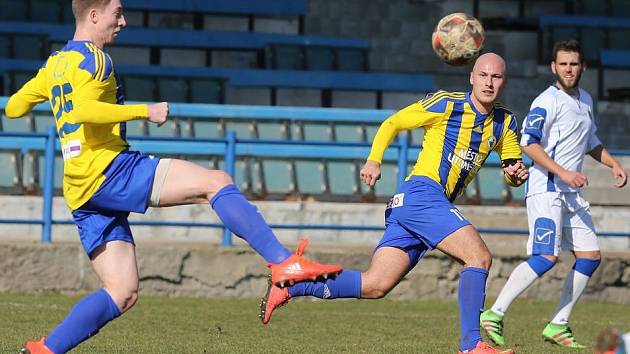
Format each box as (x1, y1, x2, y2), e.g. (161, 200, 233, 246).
(20, 337, 53, 354)
(268, 239, 342, 287)
(259, 275, 291, 324)
(457, 341, 515, 354)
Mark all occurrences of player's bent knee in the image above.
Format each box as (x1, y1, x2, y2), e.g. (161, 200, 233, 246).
(465, 250, 492, 270)
(527, 255, 556, 276)
(573, 257, 601, 277)
(205, 170, 234, 198)
(361, 277, 396, 299)
(107, 287, 139, 313)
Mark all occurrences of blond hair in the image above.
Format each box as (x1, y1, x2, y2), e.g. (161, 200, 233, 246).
(72, 0, 112, 21)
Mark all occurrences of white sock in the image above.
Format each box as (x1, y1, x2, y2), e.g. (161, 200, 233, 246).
(491, 261, 539, 316)
(550, 269, 590, 324)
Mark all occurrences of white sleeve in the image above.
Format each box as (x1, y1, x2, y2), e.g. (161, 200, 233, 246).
(520, 92, 556, 146)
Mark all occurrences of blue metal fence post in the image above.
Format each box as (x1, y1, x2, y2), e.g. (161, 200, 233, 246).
(222, 131, 237, 246)
(42, 126, 56, 243)
(396, 134, 409, 189)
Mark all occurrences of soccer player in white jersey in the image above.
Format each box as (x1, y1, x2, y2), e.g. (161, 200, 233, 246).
(480, 40, 628, 349)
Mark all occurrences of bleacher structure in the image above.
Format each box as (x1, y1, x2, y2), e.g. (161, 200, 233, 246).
(1, 0, 629, 203)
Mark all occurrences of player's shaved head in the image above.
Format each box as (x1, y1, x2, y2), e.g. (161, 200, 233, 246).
(72, 0, 112, 22)
(472, 53, 506, 74)
(469, 52, 507, 113)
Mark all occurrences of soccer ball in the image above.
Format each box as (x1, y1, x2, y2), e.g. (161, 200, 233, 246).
(431, 13, 485, 66)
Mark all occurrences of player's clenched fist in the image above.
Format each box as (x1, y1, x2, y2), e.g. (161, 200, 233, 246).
(360, 160, 381, 186)
(148, 102, 169, 127)
(503, 160, 528, 186)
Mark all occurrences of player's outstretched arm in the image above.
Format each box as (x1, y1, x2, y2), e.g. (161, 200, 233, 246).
(360, 160, 381, 186)
(5, 73, 48, 119)
(588, 144, 628, 188)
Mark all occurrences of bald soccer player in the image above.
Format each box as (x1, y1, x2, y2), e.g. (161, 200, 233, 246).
(259, 53, 529, 354)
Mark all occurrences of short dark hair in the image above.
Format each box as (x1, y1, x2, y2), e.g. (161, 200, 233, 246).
(72, 0, 112, 21)
(552, 40, 583, 63)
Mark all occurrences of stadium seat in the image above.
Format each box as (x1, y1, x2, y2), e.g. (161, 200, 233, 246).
(305, 47, 335, 71)
(326, 161, 359, 196)
(268, 45, 304, 70)
(475, 167, 507, 203)
(369, 162, 398, 198)
(262, 159, 294, 195)
(336, 48, 367, 72)
(301, 123, 332, 141)
(124, 76, 155, 101)
(157, 78, 188, 103)
(124, 120, 147, 137)
(33, 114, 54, 133)
(334, 124, 364, 143)
(256, 121, 288, 140)
(190, 79, 224, 104)
(0, 151, 21, 191)
(294, 160, 324, 195)
(1, 112, 32, 132)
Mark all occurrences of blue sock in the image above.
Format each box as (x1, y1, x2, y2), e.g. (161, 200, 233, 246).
(288, 270, 361, 299)
(210, 184, 291, 264)
(458, 267, 488, 351)
(45, 289, 121, 353)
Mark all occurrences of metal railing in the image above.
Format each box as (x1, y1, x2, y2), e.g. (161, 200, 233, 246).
(2, 102, 630, 245)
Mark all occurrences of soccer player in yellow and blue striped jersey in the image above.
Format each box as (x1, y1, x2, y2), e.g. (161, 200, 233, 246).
(8, 1, 341, 353)
(259, 53, 528, 354)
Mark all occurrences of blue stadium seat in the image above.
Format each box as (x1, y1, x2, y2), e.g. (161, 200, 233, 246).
(301, 123, 332, 141)
(256, 121, 288, 140)
(1, 112, 32, 132)
(364, 162, 398, 198)
(262, 160, 294, 195)
(475, 167, 507, 202)
(190, 79, 224, 104)
(305, 47, 334, 71)
(0, 151, 20, 190)
(33, 114, 54, 133)
(124, 76, 155, 101)
(157, 78, 188, 103)
(295, 160, 324, 195)
(327, 161, 359, 195)
(268, 45, 304, 70)
(334, 124, 363, 143)
(337, 48, 367, 72)
(124, 120, 147, 137)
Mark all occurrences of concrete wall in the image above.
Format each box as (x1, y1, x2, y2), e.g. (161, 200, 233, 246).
(1, 242, 629, 304)
(1, 196, 629, 251)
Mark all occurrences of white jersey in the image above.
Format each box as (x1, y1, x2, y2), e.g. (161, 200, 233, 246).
(520, 85, 602, 196)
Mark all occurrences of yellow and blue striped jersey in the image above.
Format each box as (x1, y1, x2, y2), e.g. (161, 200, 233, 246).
(5, 40, 148, 210)
(368, 91, 521, 201)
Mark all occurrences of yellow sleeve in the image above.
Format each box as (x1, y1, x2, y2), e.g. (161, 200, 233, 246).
(495, 114, 522, 161)
(367, 101, 442, 163)
(70, 100, 148, 124)
(5, 69, 48, 118)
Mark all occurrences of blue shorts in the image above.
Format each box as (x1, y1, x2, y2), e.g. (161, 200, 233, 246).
(375, 176, 471, 269)
(71, 150, 160, 256)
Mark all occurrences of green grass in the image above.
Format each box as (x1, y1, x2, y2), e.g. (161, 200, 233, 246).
(1, 293, 628, 353)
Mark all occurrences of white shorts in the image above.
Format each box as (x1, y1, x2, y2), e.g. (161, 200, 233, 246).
(525, 192, 599, 256)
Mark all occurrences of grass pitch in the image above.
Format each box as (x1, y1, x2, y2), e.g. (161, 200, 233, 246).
(1, 293, 628, 353)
